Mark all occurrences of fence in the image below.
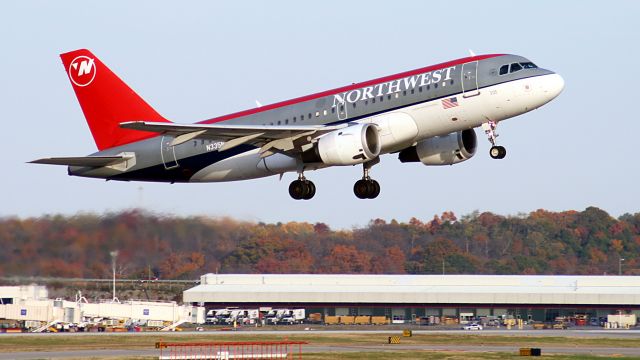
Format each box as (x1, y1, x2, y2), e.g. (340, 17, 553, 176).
(156, 341, 307, 360)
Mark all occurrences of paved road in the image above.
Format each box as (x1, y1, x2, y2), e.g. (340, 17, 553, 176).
(6, 328, 640, 338)
(0, 349, 158, 360)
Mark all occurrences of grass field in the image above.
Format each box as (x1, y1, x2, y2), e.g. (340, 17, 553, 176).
(2, 333, 640, 351)
(1, 332, 640, 359)
(43, 353, 640, 360)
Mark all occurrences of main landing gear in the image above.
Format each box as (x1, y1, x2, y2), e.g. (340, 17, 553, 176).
(353, 159, 380, 199)
(289, 174, 316, 200)
(288, 159, 382, 200)
(483, 120, 506, 159)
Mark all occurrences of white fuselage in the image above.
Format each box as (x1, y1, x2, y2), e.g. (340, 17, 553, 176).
(190, 73, 564, 182)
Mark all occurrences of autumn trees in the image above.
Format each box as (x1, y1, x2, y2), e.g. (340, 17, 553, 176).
(0, 207, 638, 279)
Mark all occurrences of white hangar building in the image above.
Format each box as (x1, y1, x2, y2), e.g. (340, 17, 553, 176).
(184, 274, 640, 322)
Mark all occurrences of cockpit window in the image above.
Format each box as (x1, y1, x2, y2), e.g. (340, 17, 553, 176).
(499, 64, 509, 75)
(510, 63, 522, 73)
(520, 62, 537, 69)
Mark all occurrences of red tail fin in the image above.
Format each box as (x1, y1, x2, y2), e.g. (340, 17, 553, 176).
(60, 49, 171, 150)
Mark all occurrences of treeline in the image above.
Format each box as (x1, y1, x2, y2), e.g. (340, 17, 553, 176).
(0, 207, 639, 279)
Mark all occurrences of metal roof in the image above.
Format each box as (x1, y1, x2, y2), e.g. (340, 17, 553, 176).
(183, 274, 640, 306)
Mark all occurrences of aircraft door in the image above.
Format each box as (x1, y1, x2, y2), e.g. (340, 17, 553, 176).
(461, 61, 480, 97)
(337, 99, 348, 121)
(160, 135, 179, 169)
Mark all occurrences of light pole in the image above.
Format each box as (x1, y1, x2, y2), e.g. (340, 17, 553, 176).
(110, 250, 119, 302)
(619, 256, 625, 276)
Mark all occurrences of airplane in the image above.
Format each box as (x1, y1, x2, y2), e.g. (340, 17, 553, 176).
(31, 49, 564, 200)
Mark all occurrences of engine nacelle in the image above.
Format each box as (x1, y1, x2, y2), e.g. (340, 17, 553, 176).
(315, 123, 381, 165)
(398, 129, 477, 165)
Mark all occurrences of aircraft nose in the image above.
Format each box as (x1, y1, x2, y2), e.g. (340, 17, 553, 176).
(544, 73, 565, 99)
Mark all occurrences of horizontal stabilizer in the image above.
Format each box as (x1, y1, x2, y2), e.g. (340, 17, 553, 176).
(29, 156, 128, 167)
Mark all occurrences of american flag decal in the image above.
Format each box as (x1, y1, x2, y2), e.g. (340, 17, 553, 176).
(441, 96, 459, 109)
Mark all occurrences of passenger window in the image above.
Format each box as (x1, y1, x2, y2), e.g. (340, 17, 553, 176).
(277, 120, 281, 125)
(293, 117, 296, 122)
(308, 113, 312, 119)
(411, 89, 415, 94)
(427, 85, 430, 90)
(300, 115, 304, 120)
(403, 90, 407, 96)
(499, 64, 509, 75)
(510, 63, 522, 73)
(285, 119, 289, 124)
(331, 107, 336, 114)
(352, 103, 356, 108)
(419, 87, 423, 92)
(323, 110, 327, 116)
(434, 83, 438, 88)
(372, 98, 376, 103)
(315, 112, 319, 117)
(450, 80, 454, 85)
(379, 96, 383, 102)
(395, 93, 399, 99)
(387, 95, 391, 100)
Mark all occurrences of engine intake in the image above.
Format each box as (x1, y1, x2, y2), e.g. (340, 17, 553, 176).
(398, 129, 477, 165)
(308, 123, 381, 166)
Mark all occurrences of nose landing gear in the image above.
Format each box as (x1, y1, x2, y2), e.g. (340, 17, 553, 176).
(489, 145, 506, 159)
(483, 120, 506, 159)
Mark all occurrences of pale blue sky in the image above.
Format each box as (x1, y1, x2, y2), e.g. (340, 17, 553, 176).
(1, 1, 637, 228)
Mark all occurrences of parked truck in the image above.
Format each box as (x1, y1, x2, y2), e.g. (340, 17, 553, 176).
(263, 309, 305, 325)
(607, 314, 637, 327)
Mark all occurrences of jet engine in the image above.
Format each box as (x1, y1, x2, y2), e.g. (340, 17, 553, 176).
(306, 123, 381, 166)
(398, 129, 477, 165)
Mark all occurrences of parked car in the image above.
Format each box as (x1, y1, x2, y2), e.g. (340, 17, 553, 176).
(552, 322, 568, 329)
(462, 323, 483, 330)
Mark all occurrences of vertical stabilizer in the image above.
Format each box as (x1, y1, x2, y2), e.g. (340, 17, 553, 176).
(60, 49, 171, 150)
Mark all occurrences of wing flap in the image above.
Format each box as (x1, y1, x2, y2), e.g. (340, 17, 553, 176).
(120, 121, 344, 139)
(120, 121, 346, 154)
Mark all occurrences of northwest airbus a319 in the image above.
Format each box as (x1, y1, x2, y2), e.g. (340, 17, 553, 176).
(32, 49, 564, 199)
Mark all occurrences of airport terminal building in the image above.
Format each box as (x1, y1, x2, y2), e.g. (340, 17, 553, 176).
(184, 274, 640, 323)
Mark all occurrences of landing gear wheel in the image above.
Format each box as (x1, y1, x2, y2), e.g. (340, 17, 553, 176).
(289, 179, 316, 200)
(367, 179, 380, 199)
(354, 179, 369, 199)
(489, 146, 506, 159)
(289, 180, 305, 200)
(354, 179, 380, 199)
(302, 180, 316, 200)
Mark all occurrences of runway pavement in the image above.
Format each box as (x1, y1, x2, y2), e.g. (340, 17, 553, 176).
(6, 328, 640, 338)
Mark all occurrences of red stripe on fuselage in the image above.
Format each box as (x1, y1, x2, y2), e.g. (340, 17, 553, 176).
(199, 54, 504, 125)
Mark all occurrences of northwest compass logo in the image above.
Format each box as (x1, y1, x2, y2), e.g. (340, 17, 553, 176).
(68, 56, 96, 87)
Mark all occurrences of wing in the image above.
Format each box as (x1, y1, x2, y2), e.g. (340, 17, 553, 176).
(120, 121, 346, 157)
(29, 156, 129, 167)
